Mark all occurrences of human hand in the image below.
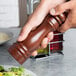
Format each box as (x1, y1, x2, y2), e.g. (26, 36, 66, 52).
(50, 0, 76, 32)
(18, 0, 65, 56)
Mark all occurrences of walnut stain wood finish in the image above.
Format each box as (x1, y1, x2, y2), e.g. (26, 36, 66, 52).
(8, 12, 67, 64)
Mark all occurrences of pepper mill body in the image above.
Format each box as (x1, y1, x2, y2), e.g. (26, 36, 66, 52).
(8, 13, 67, 64)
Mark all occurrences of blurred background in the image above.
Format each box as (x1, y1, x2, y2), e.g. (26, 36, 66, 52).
(0, 0, 40, 28)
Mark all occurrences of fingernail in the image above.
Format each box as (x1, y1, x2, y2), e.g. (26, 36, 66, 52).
(17, 36, 22, 41)
(46, 39, 49, 44)
(50, 8, 56, 15)
(43, 44, 47, 48)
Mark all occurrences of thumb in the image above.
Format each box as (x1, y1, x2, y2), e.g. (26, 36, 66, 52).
(50, 1, 73, 15)
(18, 25, 32, 41)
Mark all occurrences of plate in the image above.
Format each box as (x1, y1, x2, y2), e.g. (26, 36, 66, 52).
(0, 31, 13, 45)
(1, 65, 37, 76)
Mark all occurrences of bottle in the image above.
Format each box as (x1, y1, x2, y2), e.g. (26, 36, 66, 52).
(8, 13, 67, 64)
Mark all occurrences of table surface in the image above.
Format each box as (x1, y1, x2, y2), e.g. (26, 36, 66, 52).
(0, 28, 76, 76)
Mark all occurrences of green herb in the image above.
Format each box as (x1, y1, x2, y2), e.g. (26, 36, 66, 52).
(0, 66, 31, 76)
(3, 72, 15, 76)
(0, 66, 4, 72)
(9, 67, 24, 76)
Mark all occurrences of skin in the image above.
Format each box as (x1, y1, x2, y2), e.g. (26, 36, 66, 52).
(17, 0, 65, 56)
(50, 0, 76, 32)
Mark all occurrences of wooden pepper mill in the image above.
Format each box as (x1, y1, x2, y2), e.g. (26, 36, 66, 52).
(8, 12, 67, 64)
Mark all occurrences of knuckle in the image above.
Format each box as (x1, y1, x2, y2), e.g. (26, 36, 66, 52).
(56, 5, 62, 12)
(59, 29, 66, 33)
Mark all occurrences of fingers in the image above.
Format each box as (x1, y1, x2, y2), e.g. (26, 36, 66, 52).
(41, 32, 54, 48)
(31, 50, 38, 56)
(57, 17, 71, 32)
(49, 1, 73, 33)
(18, 25, 32, 41)
(47, 32, 54, 41)
(41, 37, 48, 48)
(31, 32, 53, 56)
(50, 1, 73, 15)
(17, 0, 50, 42)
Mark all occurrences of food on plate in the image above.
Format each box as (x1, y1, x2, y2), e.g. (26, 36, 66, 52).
(0, 65, 31, 76)
(0, 66, 4, 72)
(0, 32, 9, 43)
